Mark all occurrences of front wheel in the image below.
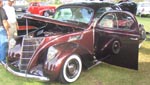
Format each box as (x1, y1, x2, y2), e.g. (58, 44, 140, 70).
(59, 54, 82, 83)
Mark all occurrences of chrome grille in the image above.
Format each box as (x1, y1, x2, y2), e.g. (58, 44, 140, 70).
(19, 37, 43, 72)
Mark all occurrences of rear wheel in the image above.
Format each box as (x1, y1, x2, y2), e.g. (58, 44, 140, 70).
(141, 29, 146, 40)
(59, 54, 82, 83)
(43, 11, 50, 17)
(112, 40, 121, 54)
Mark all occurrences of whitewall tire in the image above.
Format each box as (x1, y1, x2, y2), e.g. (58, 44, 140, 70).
(59, 54, 82, 83)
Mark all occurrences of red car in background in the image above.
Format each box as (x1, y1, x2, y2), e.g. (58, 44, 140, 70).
(27, 2, 56, 17)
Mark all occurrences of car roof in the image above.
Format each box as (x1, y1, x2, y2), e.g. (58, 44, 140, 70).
(58, 2, 118, 11)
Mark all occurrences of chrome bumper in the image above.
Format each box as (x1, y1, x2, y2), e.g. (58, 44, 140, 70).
(4, 64, 50, 81)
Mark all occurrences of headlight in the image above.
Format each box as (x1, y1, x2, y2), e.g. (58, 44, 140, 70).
(47, 46, 58, 61)
(9, 38, 16, 49)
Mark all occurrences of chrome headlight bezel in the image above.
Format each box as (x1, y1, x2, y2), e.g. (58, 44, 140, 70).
(47, 46, 58, 61)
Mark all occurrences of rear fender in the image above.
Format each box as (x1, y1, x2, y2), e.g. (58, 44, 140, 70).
(39, 9, 53, 16)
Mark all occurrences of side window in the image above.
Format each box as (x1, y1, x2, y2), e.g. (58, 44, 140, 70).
(98, 13, 117, 29)
(33, 3, 38, 6)
(117, 13, 134, 30)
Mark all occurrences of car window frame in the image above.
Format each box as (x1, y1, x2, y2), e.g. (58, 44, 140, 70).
(116, 12, 136, 32)
(96, 11, 136, 32)
(97, 12, 117, 30)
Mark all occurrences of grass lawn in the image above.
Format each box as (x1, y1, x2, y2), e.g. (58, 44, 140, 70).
(0, 16, 150, 85)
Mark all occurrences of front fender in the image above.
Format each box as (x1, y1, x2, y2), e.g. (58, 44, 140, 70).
(43, 42, 94, 80)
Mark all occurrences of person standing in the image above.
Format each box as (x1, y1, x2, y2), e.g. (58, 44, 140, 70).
(0, 0, 10, 64)
(3, 0, 18, 39)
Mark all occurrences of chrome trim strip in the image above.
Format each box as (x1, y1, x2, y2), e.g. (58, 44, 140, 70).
(4, 64, 50, 81)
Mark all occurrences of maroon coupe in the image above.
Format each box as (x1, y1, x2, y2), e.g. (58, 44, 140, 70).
(7, 2, 145, 84)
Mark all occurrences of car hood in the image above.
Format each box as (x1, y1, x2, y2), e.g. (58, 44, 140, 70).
(23, 14, 89, 29)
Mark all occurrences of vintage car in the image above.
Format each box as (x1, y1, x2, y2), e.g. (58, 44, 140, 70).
(14, 0, 29, 12)
(27, 2, 56, 17)
(136, 2, 150, 17)
(3, 0, 28, 12)
(7, 2, 144, 84)
(117, 1, 137, 15)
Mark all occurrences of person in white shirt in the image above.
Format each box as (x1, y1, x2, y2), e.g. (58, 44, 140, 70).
(3, 0, 18, 39)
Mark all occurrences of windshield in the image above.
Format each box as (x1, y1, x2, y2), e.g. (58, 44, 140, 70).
(53, 7, 94, 24)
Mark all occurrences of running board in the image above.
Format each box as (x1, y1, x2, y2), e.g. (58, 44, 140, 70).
(88, 61, 102, 70)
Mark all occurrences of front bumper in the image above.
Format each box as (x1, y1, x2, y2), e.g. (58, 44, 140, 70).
(4, 64, 50, 81)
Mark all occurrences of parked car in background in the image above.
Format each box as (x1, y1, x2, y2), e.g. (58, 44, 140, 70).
(117, 1, 137, 15)
(7, 2, 145, 84)
(14, 0, 29, 12)
(27, 2, 56, 17)
(136, 2, 150, 17)
(2, 0, 28, 12)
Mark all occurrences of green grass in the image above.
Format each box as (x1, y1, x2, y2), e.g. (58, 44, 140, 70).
(0, 17, 150, 85)
(136, 16, 150, 32)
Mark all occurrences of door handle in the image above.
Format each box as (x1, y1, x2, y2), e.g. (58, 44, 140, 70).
(130, 37, 138, 40)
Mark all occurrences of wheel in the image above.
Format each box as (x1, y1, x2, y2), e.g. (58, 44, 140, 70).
(139, 28, 146, 48)
(59, 54, 82, 83)
(112, 40, 121, 54)
(141, 29, 146, 40)
(43, 11, 50, 17)
(139, 24, 146, 40)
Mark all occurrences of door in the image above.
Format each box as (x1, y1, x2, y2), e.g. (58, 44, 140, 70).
(94, 12, 139, 70)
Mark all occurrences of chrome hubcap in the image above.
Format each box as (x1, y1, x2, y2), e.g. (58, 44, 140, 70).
(66, 59, 79, 78)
